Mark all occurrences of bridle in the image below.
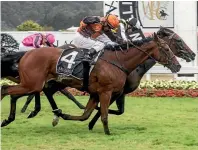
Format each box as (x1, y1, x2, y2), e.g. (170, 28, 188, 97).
(168, 32, 176, 46)
(100, 37, 176, 75)
(126, 39, 175, 66)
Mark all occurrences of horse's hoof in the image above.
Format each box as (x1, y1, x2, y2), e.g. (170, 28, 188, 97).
(21, 107, 27, 113)
(27, 111, 37, 118)
(105, 129, 111, 135)
(52, 115, 59, 127)
(88, 123, 94, 130)
(1, 119, 9, 127)
(105, 131, 111, 135)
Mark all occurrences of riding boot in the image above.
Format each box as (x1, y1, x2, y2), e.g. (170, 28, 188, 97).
(81, 61, 90, 91)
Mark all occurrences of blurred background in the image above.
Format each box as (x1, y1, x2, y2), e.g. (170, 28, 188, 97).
(1, 1, 198, 81)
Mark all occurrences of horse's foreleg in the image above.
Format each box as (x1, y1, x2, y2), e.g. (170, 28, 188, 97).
(99, 91, 112, 135)
(59, 95, 98, 121)
(60, 89, 85, 109)
(109, 94, 125, 115)
(21, 94, 35, 113)
(43, 88, 61, 127)
(27, 92, 41, 118)
(88, 94, 125, 130)
(1, 95, 22, 127)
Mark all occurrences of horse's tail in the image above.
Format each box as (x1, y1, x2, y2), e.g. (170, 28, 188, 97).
(1, 51, 27, 78)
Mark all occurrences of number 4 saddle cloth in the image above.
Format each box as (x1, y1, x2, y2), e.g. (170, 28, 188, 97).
(56, 47, 101, 80)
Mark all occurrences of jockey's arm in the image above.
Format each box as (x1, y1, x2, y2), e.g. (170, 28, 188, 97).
(104, 30, 117, 43)
(119, 23, 128, 42)
(33, 35, 43, 48)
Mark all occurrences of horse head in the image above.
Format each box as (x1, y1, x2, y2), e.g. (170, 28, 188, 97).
(157, 26, 196, 62)
(152, 32, 181, 73)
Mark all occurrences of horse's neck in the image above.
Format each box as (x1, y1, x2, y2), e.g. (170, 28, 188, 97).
(136, 58, 156, 78)
(121, 43, 156, 73)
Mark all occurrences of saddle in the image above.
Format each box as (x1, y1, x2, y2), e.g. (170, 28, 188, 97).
(56, 46, 101, 91)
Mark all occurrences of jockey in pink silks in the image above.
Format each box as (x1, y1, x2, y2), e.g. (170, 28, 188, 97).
(19, 33, 55, 51)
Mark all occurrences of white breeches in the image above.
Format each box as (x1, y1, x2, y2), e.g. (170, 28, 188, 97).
(73, 32, 116, 52)
(19, 43, 35, 51)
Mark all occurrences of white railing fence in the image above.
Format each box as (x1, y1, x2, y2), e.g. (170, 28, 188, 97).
(2, 31, 198, 81)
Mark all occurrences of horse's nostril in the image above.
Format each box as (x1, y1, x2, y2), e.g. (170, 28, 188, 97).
(176, 64, 181, 71)
(192, 53, 196, 57)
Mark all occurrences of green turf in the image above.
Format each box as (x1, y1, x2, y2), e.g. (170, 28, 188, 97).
(1, 96, 198, 150)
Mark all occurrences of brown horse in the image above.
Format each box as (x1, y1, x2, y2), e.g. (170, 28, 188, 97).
(1, 33, 181, 134)
(88, 27, 196, 130)
(1, 42, 85, 119)
(15, 27, 196, 125)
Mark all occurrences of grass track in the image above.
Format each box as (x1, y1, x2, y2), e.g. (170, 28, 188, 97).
(1, 96, 198, 150)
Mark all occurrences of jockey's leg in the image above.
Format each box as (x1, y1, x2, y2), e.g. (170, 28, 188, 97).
(73, 32, 105, 58)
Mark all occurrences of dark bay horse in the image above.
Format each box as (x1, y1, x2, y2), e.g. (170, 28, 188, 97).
(88, 27, 196, 130)
(1, 33, 181, 134)
(20, 27, 195, 118)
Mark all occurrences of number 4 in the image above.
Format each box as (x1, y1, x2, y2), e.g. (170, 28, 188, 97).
(61, 51, 78, 69)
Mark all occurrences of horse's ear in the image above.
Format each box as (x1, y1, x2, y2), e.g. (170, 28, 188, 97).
(153, 32, 159, 42)
(159, 26, 164, 31)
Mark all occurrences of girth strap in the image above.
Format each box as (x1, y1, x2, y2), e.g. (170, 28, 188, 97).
(100, 57, 130, 75)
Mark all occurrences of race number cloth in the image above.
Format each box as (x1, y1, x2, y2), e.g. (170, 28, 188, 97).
(56, 48, 88, 80)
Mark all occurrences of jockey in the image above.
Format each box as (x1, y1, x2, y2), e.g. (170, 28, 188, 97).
(73, 14, 123, 58)
(116, 18, 141, 42)
(19, 33, 55, 51)
(125, 18, 141, 33)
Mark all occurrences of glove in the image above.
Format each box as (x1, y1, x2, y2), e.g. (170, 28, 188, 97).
(89, 48, 97, 57)
(116, 37, 124, 44)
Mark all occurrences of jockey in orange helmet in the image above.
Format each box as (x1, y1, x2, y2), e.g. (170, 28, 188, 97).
(73, 14, 124, 58)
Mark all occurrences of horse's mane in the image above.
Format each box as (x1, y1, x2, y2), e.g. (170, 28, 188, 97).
(105, 36, 153, 51)
(157, 26, 174, 37)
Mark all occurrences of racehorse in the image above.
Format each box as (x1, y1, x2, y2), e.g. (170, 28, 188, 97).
(19, 43, 85, 114)
(1, 33, 85, 119)
(17, 26, 196, 118)
(20, 26, 195, 128)
(1, 33, 181, 135)
(1, 26, 194, 129)
(88, 27, 196, 130)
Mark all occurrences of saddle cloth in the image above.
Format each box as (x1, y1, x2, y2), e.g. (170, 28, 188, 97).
(56, 47, 101, 80)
